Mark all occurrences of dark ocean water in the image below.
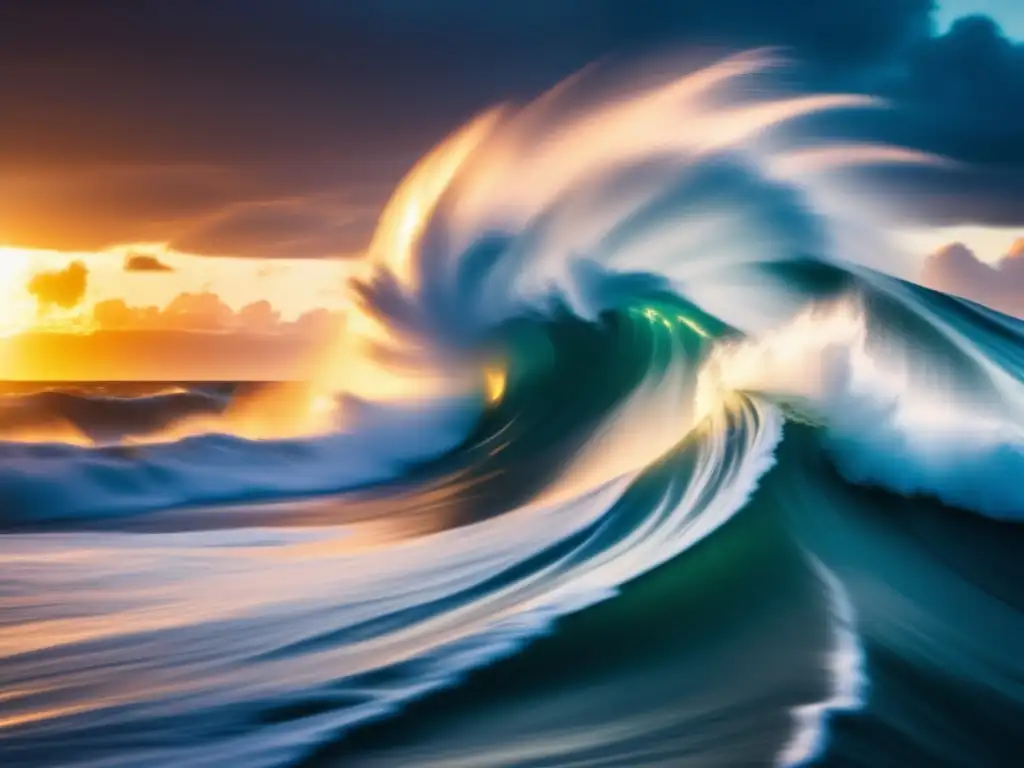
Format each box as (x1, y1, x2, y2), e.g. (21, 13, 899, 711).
(0, 381, 235, 443)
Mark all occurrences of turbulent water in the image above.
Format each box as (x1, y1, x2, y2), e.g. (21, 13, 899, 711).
(2, 52, 1023, 767)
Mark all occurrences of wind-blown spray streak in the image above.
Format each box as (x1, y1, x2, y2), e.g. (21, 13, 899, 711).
(1, 50, 1022, 768)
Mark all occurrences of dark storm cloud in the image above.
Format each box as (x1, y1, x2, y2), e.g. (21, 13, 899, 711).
(892, 16, 1024, 165)
(124, 253, 173, 272)
(841, 15, 1024, 227)
(0, 1, 935, 169)
(921, 240, 1024, 317)
(1, 0, 1021, 254)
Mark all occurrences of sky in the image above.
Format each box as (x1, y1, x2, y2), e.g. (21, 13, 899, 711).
(0, 0, 1022, 376)
(939, 0, 1024, 37)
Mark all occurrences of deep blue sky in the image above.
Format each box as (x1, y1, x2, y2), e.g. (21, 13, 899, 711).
(940, 0, 1024, 36)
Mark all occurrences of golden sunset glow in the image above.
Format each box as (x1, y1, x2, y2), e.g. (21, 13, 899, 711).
(484, 364, 507, 404)
(0, 243, 352, 380)
(0, 248, 35, 336)
(1, 244, 349, 320)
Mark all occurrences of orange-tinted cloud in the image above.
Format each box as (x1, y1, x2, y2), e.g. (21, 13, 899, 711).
(920, 239, 1024, 318)
(162, 292, 235, 331)
(5, 295, 345, 380)
(27, 261, 89, 311)
(291, 307, 336, 337)
(91, 293, 339, 336)
(92, 299, 163, 330)
(124, 252, 173, 272)
(237, 299, 281, 331)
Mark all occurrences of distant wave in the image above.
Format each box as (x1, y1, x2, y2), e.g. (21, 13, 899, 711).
(0, 386, 229, 445)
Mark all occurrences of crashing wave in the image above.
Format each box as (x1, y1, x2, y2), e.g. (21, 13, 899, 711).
(1, 51, 1022, 768)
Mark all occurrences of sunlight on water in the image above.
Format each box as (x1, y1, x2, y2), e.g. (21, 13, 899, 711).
(483, 364, 507, 405)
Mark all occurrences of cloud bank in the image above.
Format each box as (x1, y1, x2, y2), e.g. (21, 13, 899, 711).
(91, 293, 337, 337)
(921, 239, 1024, 317)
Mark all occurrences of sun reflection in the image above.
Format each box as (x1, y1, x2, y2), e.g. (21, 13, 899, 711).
(676, 315, 709, 338)
(484, 364, 507, 405)
(638, 306, 709, 338)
